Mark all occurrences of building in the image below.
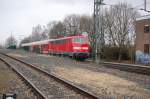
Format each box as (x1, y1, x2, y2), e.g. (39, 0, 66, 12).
(135, 15, 150, 63)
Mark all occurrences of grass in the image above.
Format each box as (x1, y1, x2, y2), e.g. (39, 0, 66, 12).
(53, 66, 150, 98)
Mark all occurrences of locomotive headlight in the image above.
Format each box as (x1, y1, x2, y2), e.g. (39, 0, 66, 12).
(82, 47, 88, 50)
(73, 47, 81, 50)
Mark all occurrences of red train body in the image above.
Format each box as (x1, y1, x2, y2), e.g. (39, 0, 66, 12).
(21, 35, 90, 59)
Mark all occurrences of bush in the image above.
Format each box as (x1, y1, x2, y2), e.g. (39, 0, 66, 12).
(103, 46, 130, 60)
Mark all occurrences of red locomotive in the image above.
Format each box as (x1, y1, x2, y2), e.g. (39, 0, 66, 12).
(21, 35, 90, 60)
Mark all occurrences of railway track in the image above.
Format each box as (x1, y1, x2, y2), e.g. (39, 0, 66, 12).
(0, 57, 46, 99)
(102, 62, 150, 75)
(0, 53, 100, 99)
(81, 59, 150, 75)
(0, 60, 41, 99)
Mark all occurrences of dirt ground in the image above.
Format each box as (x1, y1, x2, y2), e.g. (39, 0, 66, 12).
(53, 66, 150, 98)
(0, 60, 18, 94)
(8, 53, 28, 58)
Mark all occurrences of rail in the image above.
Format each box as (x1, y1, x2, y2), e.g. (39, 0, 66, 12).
(102, 62, 150, 75)
(0, 56, 47, 99)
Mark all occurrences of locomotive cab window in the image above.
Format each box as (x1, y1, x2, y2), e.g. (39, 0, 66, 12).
(144, 25, 150, 33)
(73, 38, 87, 43)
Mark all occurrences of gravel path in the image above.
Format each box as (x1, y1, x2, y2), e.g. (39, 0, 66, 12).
(0, 59, 37, 99)
(1, 49, 150, 99)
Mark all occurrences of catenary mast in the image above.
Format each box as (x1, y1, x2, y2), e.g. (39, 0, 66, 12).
(94, 0, 105, 63)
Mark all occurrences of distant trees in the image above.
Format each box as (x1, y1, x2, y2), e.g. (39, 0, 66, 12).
(48, 21, 66, 39)
(31, 25, 47, 41)
(5, 35, 17, 47)
(20, 36, 31, 44)
(79, 15, 93, 34)
(22, 14, 93, 42)
(20, 24, 49, 45)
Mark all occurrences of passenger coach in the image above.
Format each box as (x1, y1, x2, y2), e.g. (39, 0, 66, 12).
(21, 35, 90, 60)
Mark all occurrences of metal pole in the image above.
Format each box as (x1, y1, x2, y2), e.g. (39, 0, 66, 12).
(94, 0, 103, 63)
(11, 31, 13, 45)
(93, 0, 96, 62)
(144, 0, 146, 11)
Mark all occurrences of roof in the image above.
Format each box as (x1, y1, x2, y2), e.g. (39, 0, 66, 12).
(21, 39, 52, 47)
(21, 35, 86, 47)
(136, 15, 150, 21)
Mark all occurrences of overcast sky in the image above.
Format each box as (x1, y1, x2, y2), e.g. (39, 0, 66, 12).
(0, 0, 150, 45)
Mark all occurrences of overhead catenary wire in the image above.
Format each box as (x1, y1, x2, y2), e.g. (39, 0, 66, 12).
(103, 2, 150, 13)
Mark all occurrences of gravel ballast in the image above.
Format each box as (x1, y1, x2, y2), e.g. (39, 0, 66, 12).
(0, 60, 37, 99)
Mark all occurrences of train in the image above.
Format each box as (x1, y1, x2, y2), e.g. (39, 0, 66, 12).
(21, 35, 90, 60)
(7, 45, 16, 49)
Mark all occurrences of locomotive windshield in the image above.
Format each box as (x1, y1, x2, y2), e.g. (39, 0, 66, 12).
(73, 38, 87, 43)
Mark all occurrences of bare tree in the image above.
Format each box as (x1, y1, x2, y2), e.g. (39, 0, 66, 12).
(31, 25, 43, 41)
(79, 15, 93, 34)
(49, 21, 66, 39)
(41, 26, 49, 40)
(20, 36, 31, 44)
(104, 8, 117, 46)
(103, 2, 139, 60)
(47, 21, 58, 39)
(31, 24, 49, 41)
(64, 14, 81, 36)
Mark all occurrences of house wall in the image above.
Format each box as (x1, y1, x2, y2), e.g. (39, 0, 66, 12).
(135, 16, 150, 63)
(136, 18, 150, 52)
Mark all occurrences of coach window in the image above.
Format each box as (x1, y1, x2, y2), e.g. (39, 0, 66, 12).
(58, 40, 61, 44)
(55, 40, 59, 44)
(62, 39, 67, 44)
(59, 40, 63, 44)
(144, 25, 150, 33)
(144, 44, 149, 54)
